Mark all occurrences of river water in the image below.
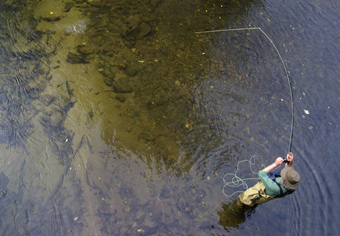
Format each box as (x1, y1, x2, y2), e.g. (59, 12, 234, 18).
(0, 0, 339, 235)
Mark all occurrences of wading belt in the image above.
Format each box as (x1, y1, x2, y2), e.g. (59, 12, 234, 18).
(250, 191, 263, 202)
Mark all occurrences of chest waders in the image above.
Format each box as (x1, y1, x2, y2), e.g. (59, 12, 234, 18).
(238, 172, 294, 207)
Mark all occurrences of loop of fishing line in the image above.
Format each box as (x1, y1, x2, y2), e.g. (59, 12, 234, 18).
(222, 155, 260, 198)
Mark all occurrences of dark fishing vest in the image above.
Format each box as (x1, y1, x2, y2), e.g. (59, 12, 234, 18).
(268, 171, 295, 198)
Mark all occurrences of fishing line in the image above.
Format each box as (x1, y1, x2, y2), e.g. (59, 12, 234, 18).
(195, 27, 295, 198)
(221, 155, 260, 198)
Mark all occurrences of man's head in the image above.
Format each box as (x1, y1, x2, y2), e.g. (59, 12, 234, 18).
(281, 167, 300, 190)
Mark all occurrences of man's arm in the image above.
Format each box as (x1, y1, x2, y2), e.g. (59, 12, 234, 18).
(262, 157, 284, 173)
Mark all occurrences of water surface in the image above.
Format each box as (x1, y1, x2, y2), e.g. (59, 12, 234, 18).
(0, 0, 339, 235)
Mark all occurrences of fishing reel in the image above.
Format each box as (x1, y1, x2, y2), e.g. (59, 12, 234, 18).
(283, 152, 293, 164)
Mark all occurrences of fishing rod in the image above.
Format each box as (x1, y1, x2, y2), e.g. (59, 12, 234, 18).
(195, 27, 295, 153)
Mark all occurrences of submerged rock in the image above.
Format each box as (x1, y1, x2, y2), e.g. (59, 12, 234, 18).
(115, 94, 127, 103)
(142, 216, 157, 229)
(39, 95, 56, 106)
(98, 205, 116, 215)
(87, 0, 102, 7)
(135, 39, 147, 49)
(139, 23, 151, 37)
(124, 65, 137, 77)
(31, 30, 45, 41)
(113, 76, 133, 93)
(66, 52, 89, 64)
(126, 15, 141, 31)
(24, 81, 44, 99)
(104, 77, 114, 87)
(150, 0, 161, 7)
(64, 2, 74, 12)
(41, 16, 61, 22)
(41, 104, 65, 128)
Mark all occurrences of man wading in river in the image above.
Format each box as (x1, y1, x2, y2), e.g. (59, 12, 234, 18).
(237, 152, 300, 207)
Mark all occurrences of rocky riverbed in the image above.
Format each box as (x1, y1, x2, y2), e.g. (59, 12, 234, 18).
(0, 0, 267, 235)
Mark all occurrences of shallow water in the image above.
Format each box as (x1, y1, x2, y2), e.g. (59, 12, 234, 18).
(0, 0, 339, 235)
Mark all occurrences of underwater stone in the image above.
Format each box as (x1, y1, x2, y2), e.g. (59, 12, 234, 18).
(125, 66, 137, 77)
(41, 16, 61, 22)
(142, 216, 157, 229)
(135, 39, 147, 49)
(24, 81, 43, 99)
(126, 15, 141, 29)
(113, 76, 133, 93)
(115, 94, 127, 103)
(41, 105, 65, 127)
(31, 30, 45, 41)
(139, 23, 151, 37)
(150, 0, 161, 7)
(64, 2, 74, 12)
(66, 52, 89, 64)
(87, 0, 102, 7)
(40, 95, 56, 106)
(104, 77, 114, 87)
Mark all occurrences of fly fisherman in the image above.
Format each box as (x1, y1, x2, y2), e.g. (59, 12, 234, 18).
(237, 152, 300, 207)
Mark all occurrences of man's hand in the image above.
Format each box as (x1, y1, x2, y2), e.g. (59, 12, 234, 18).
(262, 157, 284, 173)
(286, 152, 294, 167)
(275, 157, 284, 166)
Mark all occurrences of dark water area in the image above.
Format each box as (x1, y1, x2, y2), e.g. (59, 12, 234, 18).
(0, 0, 339, 235)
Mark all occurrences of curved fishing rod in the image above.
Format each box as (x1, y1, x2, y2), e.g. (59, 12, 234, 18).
(195, 27, 295, 153)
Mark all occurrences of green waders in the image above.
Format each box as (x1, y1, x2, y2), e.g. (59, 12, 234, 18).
(238, 181, 275, 207)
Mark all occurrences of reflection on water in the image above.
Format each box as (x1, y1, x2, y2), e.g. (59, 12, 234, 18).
(218, 200, 256, 232)
(1, 0, 340, 235)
